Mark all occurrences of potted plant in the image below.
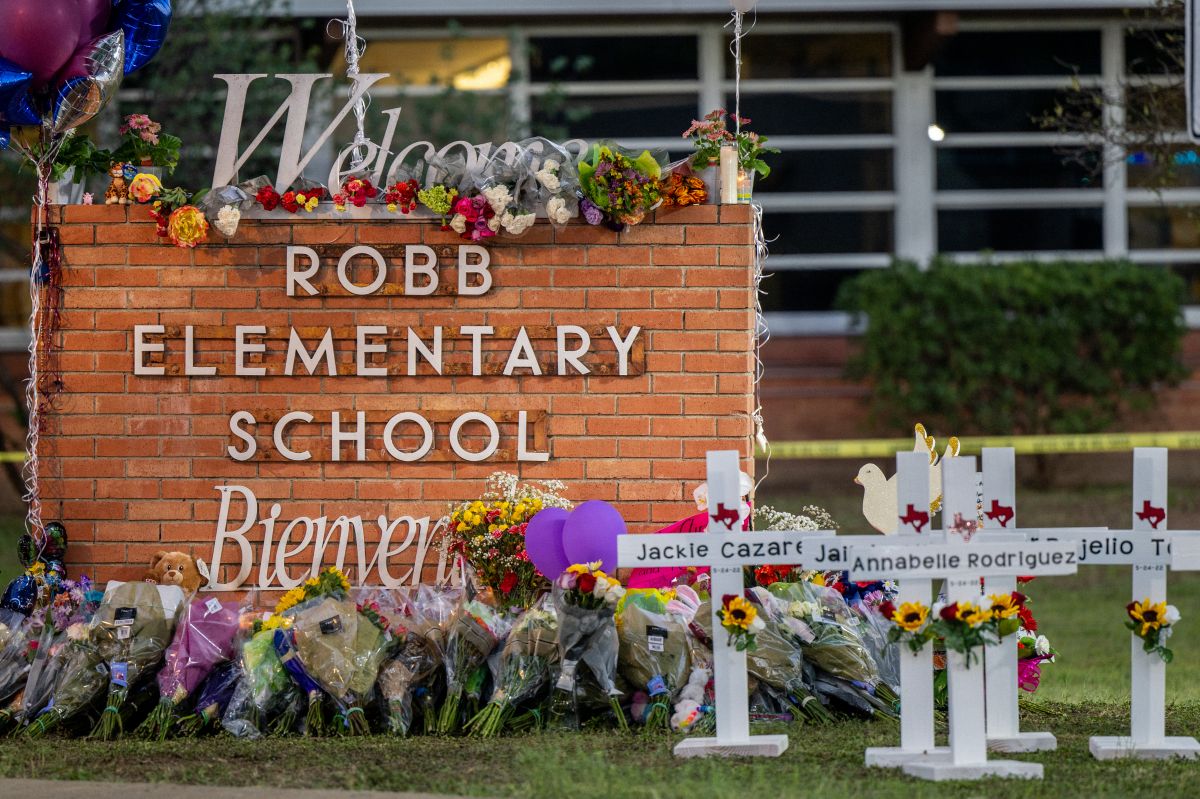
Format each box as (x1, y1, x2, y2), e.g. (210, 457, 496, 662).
(47, 132, 112, 204)
(682, 109, 779, 203)
(113, 114, 182, 177)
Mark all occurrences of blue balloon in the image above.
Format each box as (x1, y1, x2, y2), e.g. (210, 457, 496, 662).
(2, 574, 38, 616)
(115, 0, 172, 74)
(0, 127, 8, 150)
(6, 91, 41, 127)
(0, 58, 39, 127)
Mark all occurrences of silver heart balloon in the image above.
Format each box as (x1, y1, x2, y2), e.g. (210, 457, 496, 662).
(46, 31, 125, 136)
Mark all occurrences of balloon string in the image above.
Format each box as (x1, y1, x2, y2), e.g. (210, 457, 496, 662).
(751, 202, 773, 499)
(328, 0, 371, 170)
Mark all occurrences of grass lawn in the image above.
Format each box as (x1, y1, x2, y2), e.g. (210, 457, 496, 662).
(0, 485, 1198, 796)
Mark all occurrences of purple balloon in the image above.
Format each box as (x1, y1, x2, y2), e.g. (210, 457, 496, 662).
(0, 0, 81, 88)
(562, 500, 627, 572)
(78, 0, 113, 42)
(524, 507, 569, 579)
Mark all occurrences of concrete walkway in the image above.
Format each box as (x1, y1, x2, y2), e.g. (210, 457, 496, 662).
(0, 778, 481, 799)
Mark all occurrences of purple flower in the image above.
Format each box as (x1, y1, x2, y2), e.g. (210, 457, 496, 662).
(581, 198, 603, 225)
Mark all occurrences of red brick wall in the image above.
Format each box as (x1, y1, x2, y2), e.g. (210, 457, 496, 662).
(42, 204, 756, 589)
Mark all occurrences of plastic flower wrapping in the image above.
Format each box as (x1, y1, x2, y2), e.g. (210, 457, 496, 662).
(377, 586, 459, 736)
(577, 141, 665, 229)
(467, 598, 559, 737)
(174, 659, 242, 736)
(436, 597, 510, 733)
(615, 587, 696, 731)
(16, 580, 100, 731)
(221, 625, 304, 739)
(0, 609, 36, 712)
(25, 582, 183, 739)
(548, 566, 627, 730)
(135, 597, 244, 740)
(761, 582, 898, 718)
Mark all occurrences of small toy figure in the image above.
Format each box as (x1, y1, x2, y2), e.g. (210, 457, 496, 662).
(104, 162, 130, 205)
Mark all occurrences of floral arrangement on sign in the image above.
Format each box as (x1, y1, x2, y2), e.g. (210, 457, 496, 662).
(577, 141, 664, 229)
(443, 473, 573, 610)
(683, 108, 779, 179)
(1127, 597, 1180, 663)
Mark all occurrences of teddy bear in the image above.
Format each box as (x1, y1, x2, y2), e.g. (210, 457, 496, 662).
(144, 550, 203, 595)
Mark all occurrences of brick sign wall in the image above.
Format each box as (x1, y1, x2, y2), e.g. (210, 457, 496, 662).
(43, 203, 755, 590)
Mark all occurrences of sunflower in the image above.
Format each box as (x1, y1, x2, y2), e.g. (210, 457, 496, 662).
(955, 601, 993, 627)
(722, 596, 758, 631)
(893, 601, 929, 631)
(1127, 598, 1168, 636)
(988, 592, 1021, 619)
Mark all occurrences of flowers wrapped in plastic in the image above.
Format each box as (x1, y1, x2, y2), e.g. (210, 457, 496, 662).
(476, 158, 537, 239)
(764, 582, 897, 718)
(89, 582, 185, 739)
(436, 597, 509, 733)
(549, 564, 628, 730)
(521, 138, 580, 229)
(377, 586, 457, 736)
(221, 623, 304, 739)
(616, 587, 695, 732)
(18, 584, 100, 732)
(577, 141, 664, 229)
(467, 598, 559, 737)
(174, 659, 242, 736)
(0, 609, 35, 711)
(135, 596, 244, 740)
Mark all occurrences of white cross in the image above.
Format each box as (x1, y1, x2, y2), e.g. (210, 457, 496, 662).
(1023, 448, 1200, 761)
(848, 456, 1079, 781)
(616, 450, 838, 758)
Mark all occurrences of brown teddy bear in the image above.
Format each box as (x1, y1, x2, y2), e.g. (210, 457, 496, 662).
(144, 550, 204, 595)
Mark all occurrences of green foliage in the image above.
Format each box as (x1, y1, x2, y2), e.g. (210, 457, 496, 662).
(837, 258, 1188, 436)
(112, 132, 184, 176)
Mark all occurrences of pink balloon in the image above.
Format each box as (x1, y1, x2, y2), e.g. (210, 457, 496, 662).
(0, 0, 82, 87)
(524, 507, 570, 579)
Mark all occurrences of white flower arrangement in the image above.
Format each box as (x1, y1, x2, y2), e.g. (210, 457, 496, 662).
(536, 158, 562, 191)
(482, 184, 513, 216)
(546, 196, 574, 225)
(500, 210, 536, 236)
(215, 205, 241, 237)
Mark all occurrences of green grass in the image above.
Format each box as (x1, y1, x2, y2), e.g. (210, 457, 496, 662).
(1, 487, 1199, 796)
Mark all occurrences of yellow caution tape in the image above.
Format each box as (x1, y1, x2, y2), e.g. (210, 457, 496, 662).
(758, 431, 1200, 459)
(0, 451, 24, 463)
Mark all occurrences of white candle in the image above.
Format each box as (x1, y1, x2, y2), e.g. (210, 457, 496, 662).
(719, 145, 738, 204)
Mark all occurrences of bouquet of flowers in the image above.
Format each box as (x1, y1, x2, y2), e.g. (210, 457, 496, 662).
(658, 162, 708, 209)
(417, 184, 459, 226)
(448, 193, 499, 242)
(18, 580, 100, 731)
(476, 159, 538, 239)
(89, 582, 185, 739)
(549, 564, 628, 730)
(174, 659, 242, 736)
(1127, 597, 1180, 663)
(0, 609, 35, 708)
(522, 138, 579, 228)
(135, 596, 243, 740)
(616, 588, 694, 732)
(332, 175, 378, 210)
(436, 597, 509, 733)
(683, 108, 779, 179)
(577, 141, 664, 228)
(443, 473, 572, 610)
(376, 587, 452, 736)
(930, 598, 997, 668)
(222, 623, 304, 738)
(384, 179, 420, 214)
(114, 114, 182, 173)
(467, 599, 559, 737)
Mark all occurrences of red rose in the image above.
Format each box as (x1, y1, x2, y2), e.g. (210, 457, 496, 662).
(939, 602, 959, 621)
(878, 600, 896, 620)
(281, 191, 299, 213)
(577, 572, 597, 594)
(499, 571, 518, 595)
(256, 186, 281, 211)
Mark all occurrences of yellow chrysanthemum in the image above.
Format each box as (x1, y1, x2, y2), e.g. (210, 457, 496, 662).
(566, 564, 589, 575)
(988, 593, 1021, 619)
(1128, 598, 1168, 636)
(893, 601, 929, 632)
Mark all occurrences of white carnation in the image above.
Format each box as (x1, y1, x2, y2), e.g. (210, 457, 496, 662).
(215, 205, 241, 237)
(547, 196, 573, 225)
(536, 168, 561, 191)
(487, 215, 501, 232)
(483, 185, 512, 215)
(449, 214, 467, 234)
(504, 211, 535, 236)
(1165, 605, 1181, 625)
(1034, 635, 1050, 657)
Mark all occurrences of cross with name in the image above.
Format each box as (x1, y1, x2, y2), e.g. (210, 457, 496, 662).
(1023, 448, 1200, 760)
(848, 456, 1079, 781)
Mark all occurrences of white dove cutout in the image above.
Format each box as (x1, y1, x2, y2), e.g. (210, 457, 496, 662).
(854, 423, 960, 534)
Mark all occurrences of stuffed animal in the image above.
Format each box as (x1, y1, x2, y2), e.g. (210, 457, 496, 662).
(104, 162, 130, 205)
(144, 550, 203, 595)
